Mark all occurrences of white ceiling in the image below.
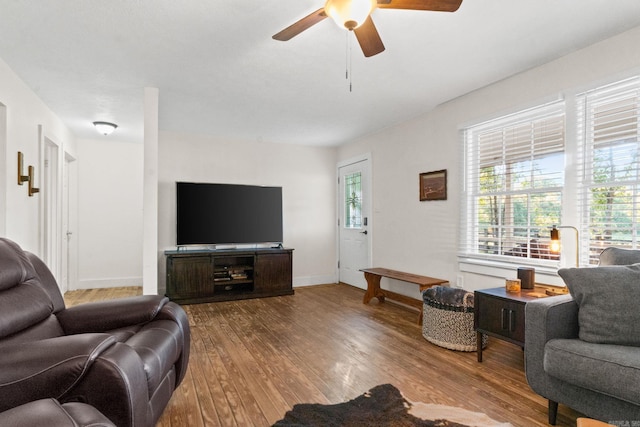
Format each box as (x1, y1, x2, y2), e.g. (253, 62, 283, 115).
(1, 1, 640, 147)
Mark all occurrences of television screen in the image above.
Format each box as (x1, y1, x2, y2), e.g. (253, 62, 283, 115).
(176, 182, 283, 246)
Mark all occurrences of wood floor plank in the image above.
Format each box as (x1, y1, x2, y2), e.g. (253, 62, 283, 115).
(185, 328, 223, 427)
(64, 284, 581, 427)
(221, 302, 326, 413)
(157, 364, 203, 427)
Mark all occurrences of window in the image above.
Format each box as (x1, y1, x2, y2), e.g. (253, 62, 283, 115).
(344, 172, 362, 228)
(579, 77, 640, 264)
(461, 76, 640, 271)
(462, 102, 565, 264)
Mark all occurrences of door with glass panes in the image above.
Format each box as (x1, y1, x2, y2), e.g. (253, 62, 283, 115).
(338, 158, 371, 289)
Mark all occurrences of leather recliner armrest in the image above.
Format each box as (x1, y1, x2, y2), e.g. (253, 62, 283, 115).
(66, 341, 149, 427)
(156, 301, 191, 386)
(57, 295, 169, 334)
(0, 398, 116, 427)
(0, 334, 115, 412)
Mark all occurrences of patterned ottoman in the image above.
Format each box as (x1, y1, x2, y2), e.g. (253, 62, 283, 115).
(422, 286, 487, 352)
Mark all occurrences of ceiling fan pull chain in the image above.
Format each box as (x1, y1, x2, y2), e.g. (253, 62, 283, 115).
(345, 32, 353, 92)
(350, 33, 353, 92)
(345, 32, 349, 81)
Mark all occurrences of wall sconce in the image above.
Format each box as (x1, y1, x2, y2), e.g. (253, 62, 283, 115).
(550, 225, 579, 267)
(28, 165, 39, 196)
(93, 121, 118, 135)
(17, 152, 39, 196)
(17, 152, 29, 185)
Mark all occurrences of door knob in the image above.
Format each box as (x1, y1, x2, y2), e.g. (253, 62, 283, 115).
(360, 230, 368, 235)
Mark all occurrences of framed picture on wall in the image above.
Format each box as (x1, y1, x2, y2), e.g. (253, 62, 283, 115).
(420, 169, 447, 201)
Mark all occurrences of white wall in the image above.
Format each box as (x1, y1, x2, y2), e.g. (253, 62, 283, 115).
(0, 57, 76, 254)
(76, 138, 143, 289)
(157, 131, 337, 293)
(338, 25, 640, 295)
(7, 25, 637, 294)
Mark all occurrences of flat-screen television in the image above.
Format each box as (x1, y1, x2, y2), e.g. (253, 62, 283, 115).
(176, 182, 283, 246)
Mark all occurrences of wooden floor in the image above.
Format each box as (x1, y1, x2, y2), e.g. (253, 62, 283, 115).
(64, 284, 581, 427)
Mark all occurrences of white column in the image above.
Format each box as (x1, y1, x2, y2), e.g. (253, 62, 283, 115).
(143, 87, 159, 295)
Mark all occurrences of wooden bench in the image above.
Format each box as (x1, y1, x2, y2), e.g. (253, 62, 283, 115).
(360, 268, 449, 324)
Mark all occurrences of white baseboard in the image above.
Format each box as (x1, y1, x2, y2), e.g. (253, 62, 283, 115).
(76, 275, 335, 292)
(75, 277, 143, 290)
(293, 274, 337, 287)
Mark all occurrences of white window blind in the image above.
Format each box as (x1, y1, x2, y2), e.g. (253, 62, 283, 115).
(461, 102, 565, 263)
(578, 76, 640, 264)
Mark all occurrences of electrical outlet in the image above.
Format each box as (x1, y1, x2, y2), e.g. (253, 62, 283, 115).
(456, 274, 464, 288)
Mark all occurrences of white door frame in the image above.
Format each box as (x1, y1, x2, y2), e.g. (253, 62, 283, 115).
(0, 103, 6, 236)
(337, 153, 373, 287)
(38, 125, 64, 289)
(62, 151, 78, 291)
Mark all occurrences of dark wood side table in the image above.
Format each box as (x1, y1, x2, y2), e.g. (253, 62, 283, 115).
(474, 287, 548, 362)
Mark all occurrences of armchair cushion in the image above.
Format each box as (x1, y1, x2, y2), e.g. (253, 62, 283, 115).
(25, 252, 68, 313)
(544, 339, 640, 405)
(0, 283, 54, 339)
(598, 247, 640, 266)
(0, 238, 35, 291)
(558, 263, 640, 346)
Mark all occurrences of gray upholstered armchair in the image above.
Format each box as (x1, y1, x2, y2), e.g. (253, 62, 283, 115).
(525, 247, 640, 425)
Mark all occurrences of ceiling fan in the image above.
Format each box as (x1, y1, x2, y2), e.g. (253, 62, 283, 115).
(272, 0, 463, 58)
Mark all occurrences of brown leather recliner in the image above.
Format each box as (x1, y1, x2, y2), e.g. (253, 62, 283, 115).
(0, 238, 191, 427)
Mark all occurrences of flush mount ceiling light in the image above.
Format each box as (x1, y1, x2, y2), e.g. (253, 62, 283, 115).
(93, 121, 118, 136)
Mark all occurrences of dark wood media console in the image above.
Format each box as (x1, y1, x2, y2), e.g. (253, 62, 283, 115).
(165, 248, 294, 304)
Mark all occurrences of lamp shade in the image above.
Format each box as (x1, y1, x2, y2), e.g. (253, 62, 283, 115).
(93, 121, 118, 135)
(550, 224, 580, 267)
(550, 225, 560, 252)
(325, 0, 376, 30)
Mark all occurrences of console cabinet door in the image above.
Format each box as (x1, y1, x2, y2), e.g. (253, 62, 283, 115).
(167, 255, 214, 299)
(476, 293, 504, 335)
(254, 252, 292, 294)
(475, 293, 525, 345)
(505, 300, 526, 343)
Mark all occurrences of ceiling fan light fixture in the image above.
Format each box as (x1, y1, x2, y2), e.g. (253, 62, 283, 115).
(325, 0, 376, 31)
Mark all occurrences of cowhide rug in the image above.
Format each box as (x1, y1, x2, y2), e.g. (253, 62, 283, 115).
(273, 384, 513, 427)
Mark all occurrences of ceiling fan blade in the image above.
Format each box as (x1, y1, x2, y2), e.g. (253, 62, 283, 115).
(353, 16, 385, 58)
(377, 0, 462, 12)
(272, 8, 328, 41)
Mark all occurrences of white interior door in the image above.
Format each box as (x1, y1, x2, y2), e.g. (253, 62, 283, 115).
(44, 141, 60, 280)
(66, 153, 79, 290)
(61, 152, 77, 292)
(61, 155, 68, 292)
(338, 157, 371, 289)
(39, 129, 63, 290)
